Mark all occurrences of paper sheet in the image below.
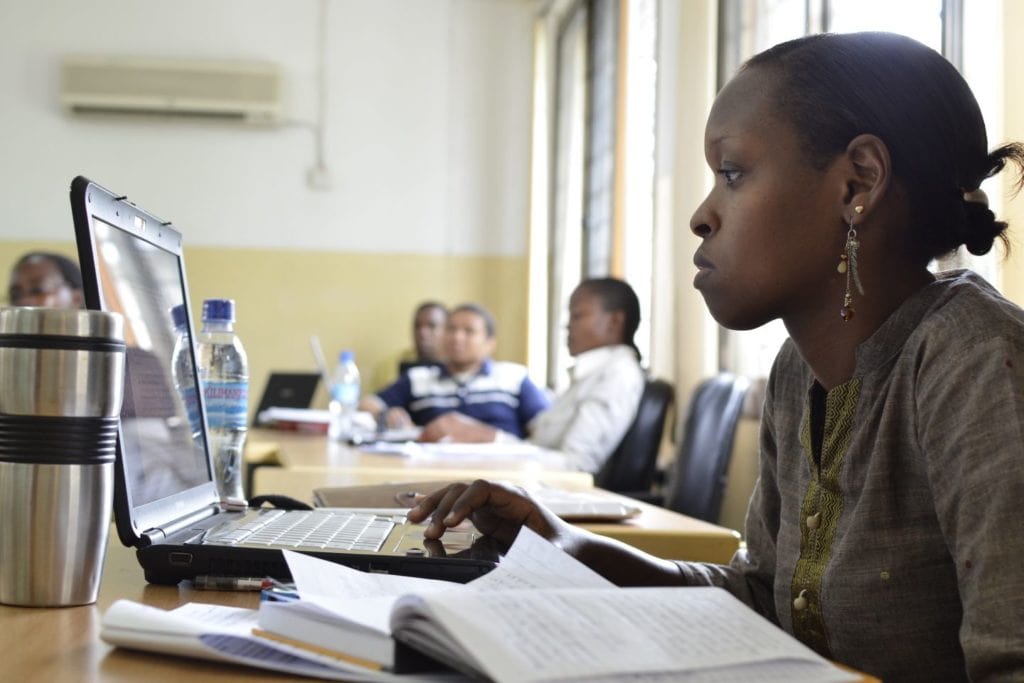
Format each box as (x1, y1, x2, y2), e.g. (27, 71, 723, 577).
(401, 587, 860, 683)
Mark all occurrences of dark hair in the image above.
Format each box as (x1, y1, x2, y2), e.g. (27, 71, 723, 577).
(12, 252, 84, 290)
(414, 301, 447, 318)
(450, 302, 496, 338)
(744, 31, 1024, 260)
(576, 277, 642, 360)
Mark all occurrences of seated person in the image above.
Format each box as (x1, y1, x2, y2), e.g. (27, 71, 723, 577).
(360, 303, 550, 438)
(421, 278, 646, 473)
(529, 278, 646, 471)
(8, 251, 84, 308)
(371, 301, 447, 390)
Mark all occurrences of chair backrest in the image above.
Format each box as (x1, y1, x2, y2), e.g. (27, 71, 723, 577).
(594, 378, 674, 493)
(664, 373, 750, 522)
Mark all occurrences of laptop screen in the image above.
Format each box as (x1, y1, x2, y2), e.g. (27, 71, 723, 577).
(85, 209, 211, 507)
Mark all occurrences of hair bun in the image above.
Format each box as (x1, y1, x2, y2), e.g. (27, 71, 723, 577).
(960, 201, 1003, 256)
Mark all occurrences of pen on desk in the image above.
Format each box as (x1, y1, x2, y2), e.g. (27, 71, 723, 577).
(192, 575, 272, 591)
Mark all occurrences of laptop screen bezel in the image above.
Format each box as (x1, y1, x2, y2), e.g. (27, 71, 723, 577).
(71, 175, 221, 547)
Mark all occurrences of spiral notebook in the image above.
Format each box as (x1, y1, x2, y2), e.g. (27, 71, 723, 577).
(70, 176, 500, 585)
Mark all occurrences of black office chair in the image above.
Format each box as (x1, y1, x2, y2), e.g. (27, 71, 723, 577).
(662, 373, 750, 523)
(594, 378, 674, 495)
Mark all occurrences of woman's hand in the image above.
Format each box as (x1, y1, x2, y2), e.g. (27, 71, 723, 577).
(406, 479, 570, 546)
(408, 480, 686, 586)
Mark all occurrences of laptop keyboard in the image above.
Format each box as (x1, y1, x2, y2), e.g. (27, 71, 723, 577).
(203, 509, 395, 552)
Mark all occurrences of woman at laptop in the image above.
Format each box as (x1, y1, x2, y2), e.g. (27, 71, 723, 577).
(419, 277, 647, 474)
(408, 33, 1024, 682)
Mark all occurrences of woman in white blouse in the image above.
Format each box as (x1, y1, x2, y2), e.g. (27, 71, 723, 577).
(420, 278, 646, 473)
(528, 278, 646, 472)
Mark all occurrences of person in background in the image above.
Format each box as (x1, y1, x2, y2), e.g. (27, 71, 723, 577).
(528, 277, 646, 472)
(361, 303, 550, 439)
(409, 32, 1024, 682)
(420, 278, 646, 473)
(370, 301, 448, 391)
(7, 251, 84, 309)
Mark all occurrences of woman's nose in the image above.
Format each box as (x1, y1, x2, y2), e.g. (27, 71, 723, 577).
(689, 197, 715, 238)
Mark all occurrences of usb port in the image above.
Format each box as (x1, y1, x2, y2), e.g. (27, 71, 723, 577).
(168, 552, 193, 566)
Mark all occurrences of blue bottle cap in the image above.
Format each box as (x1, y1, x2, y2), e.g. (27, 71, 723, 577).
(202, 298, 235, 323)
(339, 350, 354, 363)
(170, 304, 187, 330)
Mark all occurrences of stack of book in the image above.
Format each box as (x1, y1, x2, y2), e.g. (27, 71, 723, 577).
(101, 528, 862, 682)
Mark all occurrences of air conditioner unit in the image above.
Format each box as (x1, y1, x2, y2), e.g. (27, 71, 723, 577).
(60, 56, 283, 125)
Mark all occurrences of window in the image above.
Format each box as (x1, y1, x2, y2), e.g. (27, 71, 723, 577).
(529, 0, 658, 391)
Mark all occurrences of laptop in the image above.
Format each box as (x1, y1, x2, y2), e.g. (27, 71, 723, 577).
(252, 372, 321, 426)
(70, 176, 501, 585)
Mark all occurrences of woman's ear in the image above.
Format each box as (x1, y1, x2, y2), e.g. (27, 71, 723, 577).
(843, 133, 892, 220)
(607, 309, 626, 342)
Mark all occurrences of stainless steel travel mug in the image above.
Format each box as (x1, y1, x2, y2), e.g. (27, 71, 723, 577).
(0, 307, 125, 606)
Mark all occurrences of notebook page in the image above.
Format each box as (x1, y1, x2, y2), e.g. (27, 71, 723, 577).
(394, 587, 858, 683)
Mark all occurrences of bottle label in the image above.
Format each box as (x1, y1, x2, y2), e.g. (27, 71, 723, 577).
(331, 382, 360, 405)
(202, 380, 249, 430)
(179, 383, 203, 437)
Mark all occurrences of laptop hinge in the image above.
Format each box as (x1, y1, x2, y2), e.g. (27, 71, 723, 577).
(140, 503, 222, 546)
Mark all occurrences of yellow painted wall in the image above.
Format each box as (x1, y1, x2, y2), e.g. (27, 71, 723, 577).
(1, 241, 528, 416)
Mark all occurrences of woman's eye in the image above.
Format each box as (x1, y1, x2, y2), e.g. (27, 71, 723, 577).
(717, 169, 741, 185)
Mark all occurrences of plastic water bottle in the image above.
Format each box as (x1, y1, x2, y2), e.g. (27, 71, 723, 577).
(328, 350, 361, 442)
(169, 304, 203, 441)
(196, 298, 248, 502)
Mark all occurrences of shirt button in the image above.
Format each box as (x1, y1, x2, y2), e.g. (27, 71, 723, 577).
(806, 512, 821, 530)
(793, 589, 809, 611)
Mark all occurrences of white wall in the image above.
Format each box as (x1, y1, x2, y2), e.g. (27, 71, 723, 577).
(0, 0, 534, 256)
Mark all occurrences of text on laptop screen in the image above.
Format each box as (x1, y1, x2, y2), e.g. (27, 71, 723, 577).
(91, 216, 210, 505)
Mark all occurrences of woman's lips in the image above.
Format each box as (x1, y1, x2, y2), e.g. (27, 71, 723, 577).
(693, 253, 714, 287)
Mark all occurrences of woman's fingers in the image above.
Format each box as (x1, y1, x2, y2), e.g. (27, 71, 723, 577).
(408, 480, 547, 542)
(406, 482, 467, 524)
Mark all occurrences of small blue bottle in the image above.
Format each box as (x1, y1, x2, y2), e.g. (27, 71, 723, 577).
(328, 350, 361, 441)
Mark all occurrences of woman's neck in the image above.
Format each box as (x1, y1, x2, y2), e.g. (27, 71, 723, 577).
(785, 267, 934, 390)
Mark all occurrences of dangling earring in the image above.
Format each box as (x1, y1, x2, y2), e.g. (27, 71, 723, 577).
(837, 206, 865, 322)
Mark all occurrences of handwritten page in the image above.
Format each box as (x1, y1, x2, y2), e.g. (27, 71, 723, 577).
(284, 549, 455, 600)
(467, 526, 614, 591)
(277, 527, 606, 633)
(393, 587, 859, 683)
(281, 549, 458, 634)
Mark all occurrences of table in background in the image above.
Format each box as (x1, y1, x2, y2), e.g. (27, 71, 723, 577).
(252, 465, 742, 564)
(245, 429, 594, 492)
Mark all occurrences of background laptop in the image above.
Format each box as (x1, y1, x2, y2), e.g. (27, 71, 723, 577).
(70, 176, 499, 585)
(252, 372, 320, 427)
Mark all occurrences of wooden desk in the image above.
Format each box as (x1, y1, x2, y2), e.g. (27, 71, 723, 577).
(252, 466, 742, 564)
(5, 530, 288, 683)
(5, 528, 879, 683)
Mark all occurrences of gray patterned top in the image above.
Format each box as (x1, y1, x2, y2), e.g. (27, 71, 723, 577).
(675, 270, 1024, 682)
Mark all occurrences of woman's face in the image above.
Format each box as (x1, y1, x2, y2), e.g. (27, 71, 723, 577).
(567, 288, 622, 357)
(689, 67, 848, 331)
(8, 258, 82, 309)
